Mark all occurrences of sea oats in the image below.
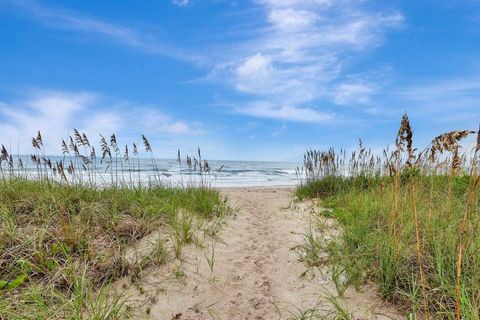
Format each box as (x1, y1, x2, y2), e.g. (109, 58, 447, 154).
(142, 135, 152, 152)
(124, 145, 129, 161)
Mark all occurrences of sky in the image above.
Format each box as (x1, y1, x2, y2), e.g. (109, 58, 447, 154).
(0, 0, 479, 161)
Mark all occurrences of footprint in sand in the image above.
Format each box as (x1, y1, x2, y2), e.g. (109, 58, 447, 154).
(121, 188, 403, 320)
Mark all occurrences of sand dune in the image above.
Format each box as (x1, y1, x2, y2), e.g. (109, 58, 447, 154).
(117, 188, 402, 319)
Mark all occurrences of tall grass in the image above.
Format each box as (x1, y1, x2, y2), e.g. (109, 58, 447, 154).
(0, 132, 230, 319)
(0, 130, 216, 188)
(297, 113, 480, 318)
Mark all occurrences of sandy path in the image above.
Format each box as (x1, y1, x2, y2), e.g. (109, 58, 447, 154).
(118, 188, 402, 319)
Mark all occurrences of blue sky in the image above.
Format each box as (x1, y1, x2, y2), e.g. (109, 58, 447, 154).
(0, 0, 479, 161)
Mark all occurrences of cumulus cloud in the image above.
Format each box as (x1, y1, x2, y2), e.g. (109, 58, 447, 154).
(236, 53, 273, 78)
(234, 53, 276, 94)
(210, 0, 403, 121)
(0, 90, 204, 154)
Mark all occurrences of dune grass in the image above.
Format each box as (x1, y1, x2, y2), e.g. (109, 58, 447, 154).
(296, 114, 480, 319)
(0, 126, 229, 320)
(0, 179, 229, 319)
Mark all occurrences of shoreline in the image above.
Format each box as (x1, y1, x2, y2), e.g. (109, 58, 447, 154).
(215, 184, 296, 190)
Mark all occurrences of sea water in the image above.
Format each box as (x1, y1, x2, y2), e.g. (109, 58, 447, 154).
(10, 156, 301, 187)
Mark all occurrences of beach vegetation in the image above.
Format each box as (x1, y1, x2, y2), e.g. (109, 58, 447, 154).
(0, 132, 230, 319)
(297, 114, 480, 318)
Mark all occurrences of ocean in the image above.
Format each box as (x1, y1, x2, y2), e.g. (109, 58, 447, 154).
(9, 156, 301, 188)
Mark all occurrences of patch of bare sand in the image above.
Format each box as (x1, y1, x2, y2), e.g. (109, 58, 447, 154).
(114, 187, 402, 319)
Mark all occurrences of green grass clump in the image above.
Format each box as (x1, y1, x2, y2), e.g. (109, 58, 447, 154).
(300, 174, 480, 318)
(296, 114, 480, 318)
(296, 175, 380, 200)
(0, 179, 229, 319)
(316, 175, 480, 317)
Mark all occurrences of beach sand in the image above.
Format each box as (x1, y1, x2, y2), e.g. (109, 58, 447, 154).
(116, 187, 402, 319)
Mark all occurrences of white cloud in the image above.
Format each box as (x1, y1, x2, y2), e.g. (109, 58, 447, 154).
(172, 0, 190, 6)
(3, 0, 201, 63)
(209, 0, 403, 121)
(259, 0, 332, 7)
(236, 53, 273, 77)
(0, 90, 204, 154)
(268, 8, 318, 30)
(136, 109, 205, 135)
(399, 78, 480, 101)
(0, 91, 95, 153)
(333, 83, 375, 105)
(234, 53, 277, 94)
(390, 78, 480, 124)
(235, 102, 333, 123)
